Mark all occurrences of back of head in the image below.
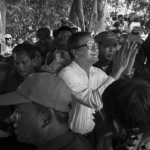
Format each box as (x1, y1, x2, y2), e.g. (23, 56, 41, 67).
(36, 27, 50, 39)
(102, 78, 150, 130)
(53, 29, 59, 39)
(114, 21, 121, 28)
(118, 14, 123, 20)
(13, 43, 36, 60)
(112, 29, 122, 35)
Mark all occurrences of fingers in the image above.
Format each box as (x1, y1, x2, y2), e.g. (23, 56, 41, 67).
(125, 41, 138, 60)
(117, 42, 127, 60)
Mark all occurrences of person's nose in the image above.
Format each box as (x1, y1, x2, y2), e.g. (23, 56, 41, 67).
(17, 63, 24, 70)
(110, 46, 116, 52)
(92, 44, 99, 52)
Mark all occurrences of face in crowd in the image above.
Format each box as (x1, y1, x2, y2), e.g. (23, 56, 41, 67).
(95, 31, 118, 62)
(10, 103, 41, 144)
(2, 73, 71, 146)
(99, 43, 117, 61)
(70, 33, 99, 65)
(5, 37, 12, 46)
(58, 30, 72, 42)
(13, 51, 36, 78)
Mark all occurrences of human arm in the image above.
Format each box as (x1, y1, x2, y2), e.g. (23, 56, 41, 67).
(59, 68, 115, 110)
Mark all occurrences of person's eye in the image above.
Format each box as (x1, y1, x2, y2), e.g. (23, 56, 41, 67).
(87, 43, 93, 47)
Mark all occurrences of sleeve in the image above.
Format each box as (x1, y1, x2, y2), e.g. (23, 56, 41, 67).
(59, 68, 115, 110)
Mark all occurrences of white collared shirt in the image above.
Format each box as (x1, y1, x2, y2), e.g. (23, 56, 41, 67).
(59, 61, 115, 134)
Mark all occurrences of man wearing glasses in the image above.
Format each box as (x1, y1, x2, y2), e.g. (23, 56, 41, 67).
(59, 32, 137, 147)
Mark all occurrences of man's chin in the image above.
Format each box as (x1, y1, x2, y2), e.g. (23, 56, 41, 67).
(91, 58, 99, 64)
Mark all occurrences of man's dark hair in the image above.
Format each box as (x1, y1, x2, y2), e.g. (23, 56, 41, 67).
(67, 32, 91, 59)
(57, 26, 73, 36)
(67, 32, 91, 50)
(112, 29, 122, 35)
(113, 21, 121, 28)
(102, 78, 150, 130)
(53, 29, 59, 39)
(118, 14, 123, 19)
(36, 27, 50, 39)
(13, 43, 37, 60)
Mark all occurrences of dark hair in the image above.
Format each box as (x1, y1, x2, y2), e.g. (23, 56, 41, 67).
(53, 29, 59, 39)
(57, 26, 73, 36)
(67, 32, 91, 59)
(112, 29, 122, 35)
(36, 27, 50, 39)
(113, 21, 121, 28)
(134, 17, 140, 22)
(118, 14, 123, 19)
(0, 63, 14, 79)
(13, 43, 37, 60)
(102, 78, 150, 130)
(67, 32, 91, 50)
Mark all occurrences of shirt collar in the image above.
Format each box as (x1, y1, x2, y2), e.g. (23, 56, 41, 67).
(72, 61, 93, 76)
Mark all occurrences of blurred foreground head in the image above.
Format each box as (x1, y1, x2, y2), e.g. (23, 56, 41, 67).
(102, 78, 150, 131)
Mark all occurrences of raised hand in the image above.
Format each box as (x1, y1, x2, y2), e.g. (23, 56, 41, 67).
(110, 41, 136, 80)
(123, 41, 138, 76)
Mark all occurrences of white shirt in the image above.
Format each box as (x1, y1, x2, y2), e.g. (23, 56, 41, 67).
(5, 45, 12, 55)
(59, 61, 115, 134)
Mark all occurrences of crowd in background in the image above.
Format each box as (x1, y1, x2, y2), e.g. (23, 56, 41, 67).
(0, 12, 150, 150)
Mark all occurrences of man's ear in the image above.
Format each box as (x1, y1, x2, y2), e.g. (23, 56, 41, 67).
(42, 109, 53, 128)
(71, 49, 78, 59)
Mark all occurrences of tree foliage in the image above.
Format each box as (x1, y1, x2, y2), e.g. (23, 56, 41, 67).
(5, 0, 150, 41)
(6, 0, 73, 41)
(125, 0, 150, 14)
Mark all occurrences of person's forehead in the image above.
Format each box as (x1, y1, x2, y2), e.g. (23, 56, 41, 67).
(59, 30, 72, 36)
(101, 43, 117, 48)
(14, 51, 30, 60)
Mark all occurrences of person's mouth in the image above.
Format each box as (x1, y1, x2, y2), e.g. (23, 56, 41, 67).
(91, 53, 98, 57)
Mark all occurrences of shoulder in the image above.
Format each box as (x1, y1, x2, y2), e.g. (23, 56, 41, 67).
(59, 62, 77, 77)
(62, 134, 93, 150)
(91, 66, 108, 76)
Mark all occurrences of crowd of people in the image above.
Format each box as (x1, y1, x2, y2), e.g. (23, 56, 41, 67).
(0, 13, 150, 150)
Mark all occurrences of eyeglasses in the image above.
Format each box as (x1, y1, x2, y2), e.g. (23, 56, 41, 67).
(75, 43, 99, 50)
